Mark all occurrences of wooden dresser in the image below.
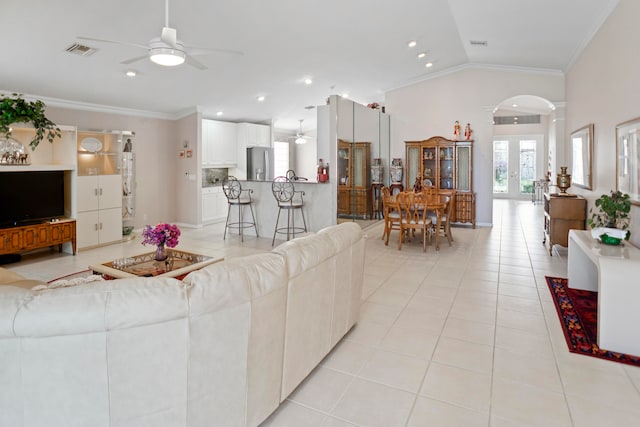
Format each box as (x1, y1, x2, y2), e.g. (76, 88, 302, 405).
(543, 194, 586, 255)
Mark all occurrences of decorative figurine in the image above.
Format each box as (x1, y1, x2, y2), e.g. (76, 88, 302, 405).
(413, 176, 423, 193)
(453, 121, 461, 139)
(464, 123, 473, 140)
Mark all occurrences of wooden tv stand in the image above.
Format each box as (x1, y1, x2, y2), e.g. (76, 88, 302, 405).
(0, 219, 76, 256)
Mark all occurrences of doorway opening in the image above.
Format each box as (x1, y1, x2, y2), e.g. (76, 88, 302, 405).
(492, 95, 558, 200)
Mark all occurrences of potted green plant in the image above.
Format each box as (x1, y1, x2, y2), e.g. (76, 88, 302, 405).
(0, 93, 60, 150)
(588, 190, 631, 243)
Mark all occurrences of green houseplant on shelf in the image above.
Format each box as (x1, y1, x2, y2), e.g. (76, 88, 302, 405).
(588, 190, 631, 244)
(0, 93, 60, 150)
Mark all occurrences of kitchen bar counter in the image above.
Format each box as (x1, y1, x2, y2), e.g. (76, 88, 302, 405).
(227, 180, 334, 240)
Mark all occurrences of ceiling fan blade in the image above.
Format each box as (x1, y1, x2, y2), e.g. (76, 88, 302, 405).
(187, 46, 244, 57)
(160, 27, 178, 48)
(77, 36, 147, 50)
(120, 55, 149, 65)
(185, 55, 208, 70)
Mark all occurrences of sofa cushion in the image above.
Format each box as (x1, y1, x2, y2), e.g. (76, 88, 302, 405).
(272, 232, 335, 278)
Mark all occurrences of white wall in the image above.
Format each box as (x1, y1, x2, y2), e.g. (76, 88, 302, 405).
(565, 0, 640, 246)
(175, 113, 199, 227)
(385, 67, 565, 225)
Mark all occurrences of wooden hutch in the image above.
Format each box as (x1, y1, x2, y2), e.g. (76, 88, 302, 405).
(405, 136, 475, 227)
(337, 140, 371, 218)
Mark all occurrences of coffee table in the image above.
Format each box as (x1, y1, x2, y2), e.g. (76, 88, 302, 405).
(89, 248, 222, 279)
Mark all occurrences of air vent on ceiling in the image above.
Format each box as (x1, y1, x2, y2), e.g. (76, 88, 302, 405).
(494, 115, 541, 125)
(304, 105, 316, 110)
(65, 43, 97, 56)
(469, 40, 488, 47)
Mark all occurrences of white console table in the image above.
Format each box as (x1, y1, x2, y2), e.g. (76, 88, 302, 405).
(568, 230, 640, 355)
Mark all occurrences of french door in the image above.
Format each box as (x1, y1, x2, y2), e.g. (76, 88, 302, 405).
(493, 136, 543, 198)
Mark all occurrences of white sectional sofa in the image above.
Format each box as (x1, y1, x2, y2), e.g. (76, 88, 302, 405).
(0, 222, 366, 427)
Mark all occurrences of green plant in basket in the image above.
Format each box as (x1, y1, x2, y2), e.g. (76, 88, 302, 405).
(0, 93, 61, 150)
(588, 190, 631, 240)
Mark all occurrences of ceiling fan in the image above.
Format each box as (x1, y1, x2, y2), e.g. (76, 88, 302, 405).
(293, 119, 311, 144)
(77, 0, 243, 70)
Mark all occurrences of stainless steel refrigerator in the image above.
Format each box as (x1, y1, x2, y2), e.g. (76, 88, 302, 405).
(246, 147, 274, 181)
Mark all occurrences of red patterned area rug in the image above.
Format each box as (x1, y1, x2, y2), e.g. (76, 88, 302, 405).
(545, 276, 640, 367)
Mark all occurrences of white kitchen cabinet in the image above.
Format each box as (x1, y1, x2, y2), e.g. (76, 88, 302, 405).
(76, 174, 122, 248)
(202, 119, 238, 166)
(234, 122, 271, 179)
(202, 186, 227, 223)
(237, 122, 271, 148)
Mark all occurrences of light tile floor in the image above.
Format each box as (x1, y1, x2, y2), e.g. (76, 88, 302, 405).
(6, 199, 640, 426)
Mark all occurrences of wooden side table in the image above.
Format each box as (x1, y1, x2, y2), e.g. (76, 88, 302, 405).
(370, 183, 384, 219)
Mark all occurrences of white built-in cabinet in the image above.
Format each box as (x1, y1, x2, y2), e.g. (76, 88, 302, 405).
(202, 186, 227, 223)
(234, 122, 271, 180)
(202, 119, 238, 166)
(76, 175, 122, 248)
(237, 122, 271, 148)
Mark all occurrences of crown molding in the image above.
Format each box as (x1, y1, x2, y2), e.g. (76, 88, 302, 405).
(386, 62, 564, 94)
(1, 89, 178, 120)
(565, 0, 620, 72)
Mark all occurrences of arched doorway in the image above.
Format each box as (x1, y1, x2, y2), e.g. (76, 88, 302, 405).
(491, 95, 559, 200)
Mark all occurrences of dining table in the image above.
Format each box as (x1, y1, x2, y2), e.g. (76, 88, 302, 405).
(387, 191, 449, 251)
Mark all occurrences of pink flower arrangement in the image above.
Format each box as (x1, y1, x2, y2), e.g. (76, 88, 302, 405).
(141, 223, 181, 248)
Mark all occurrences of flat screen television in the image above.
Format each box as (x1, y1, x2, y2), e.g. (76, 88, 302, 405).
(0, 171, 65, 228)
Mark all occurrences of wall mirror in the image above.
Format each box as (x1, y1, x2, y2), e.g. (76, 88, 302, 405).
(570, 124, 593, 190)
(616, 117, 640, 205)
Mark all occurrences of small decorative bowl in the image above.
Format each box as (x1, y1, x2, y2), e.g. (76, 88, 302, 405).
(599, 233, 622, 245)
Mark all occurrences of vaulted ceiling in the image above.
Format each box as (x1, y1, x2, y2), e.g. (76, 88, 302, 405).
(0, 0, 619, 130)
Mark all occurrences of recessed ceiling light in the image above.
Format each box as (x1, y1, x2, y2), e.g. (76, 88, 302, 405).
(216, 111, 223, 116)
(125, 70, 137, 77)
(341, 93, 349, 98)
(257, 95, 265, 102)
(425, 62, 433, 68)
(417, 52, 426, 59)
(304, 78, 313, 85)
(512, 103, 518, 108)
(408, 40, 417, 48)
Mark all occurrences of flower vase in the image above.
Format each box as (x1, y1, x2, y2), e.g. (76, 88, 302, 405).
(390, 158, 403, 183)
(155, 244, 168, 261)
(556, 166, 571, 195)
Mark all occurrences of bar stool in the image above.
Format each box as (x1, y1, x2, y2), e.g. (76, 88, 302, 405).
(271, 176, 307, 245)
(222, 176, 258, 242)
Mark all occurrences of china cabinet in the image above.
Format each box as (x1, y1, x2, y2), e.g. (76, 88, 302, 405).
(543, 193, 586, 255)
(405, 136, 475, 227)
(337, 140, 371, 218)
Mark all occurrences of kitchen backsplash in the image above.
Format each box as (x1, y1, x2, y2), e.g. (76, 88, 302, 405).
(202, 168, 228, 187)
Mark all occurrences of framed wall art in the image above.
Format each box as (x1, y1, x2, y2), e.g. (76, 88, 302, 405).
(616, 117, 640, 205)
(570, 124, 593, 190)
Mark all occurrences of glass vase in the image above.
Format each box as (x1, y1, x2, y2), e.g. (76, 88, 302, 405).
(154, 244, 168, 261)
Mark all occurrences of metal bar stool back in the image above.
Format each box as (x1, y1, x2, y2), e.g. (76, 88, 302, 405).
(271, 176, 307, 245)
(222, 176, 258, 242)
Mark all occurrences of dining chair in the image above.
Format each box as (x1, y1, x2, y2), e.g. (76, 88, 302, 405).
(396, 191, 432, 252)
(427, 190, 455, 246)
(381, 186, 401, 246)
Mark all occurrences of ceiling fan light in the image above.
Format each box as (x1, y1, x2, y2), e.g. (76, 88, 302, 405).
(295, 136, 307, 145)
(150, 47, 186, 66)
